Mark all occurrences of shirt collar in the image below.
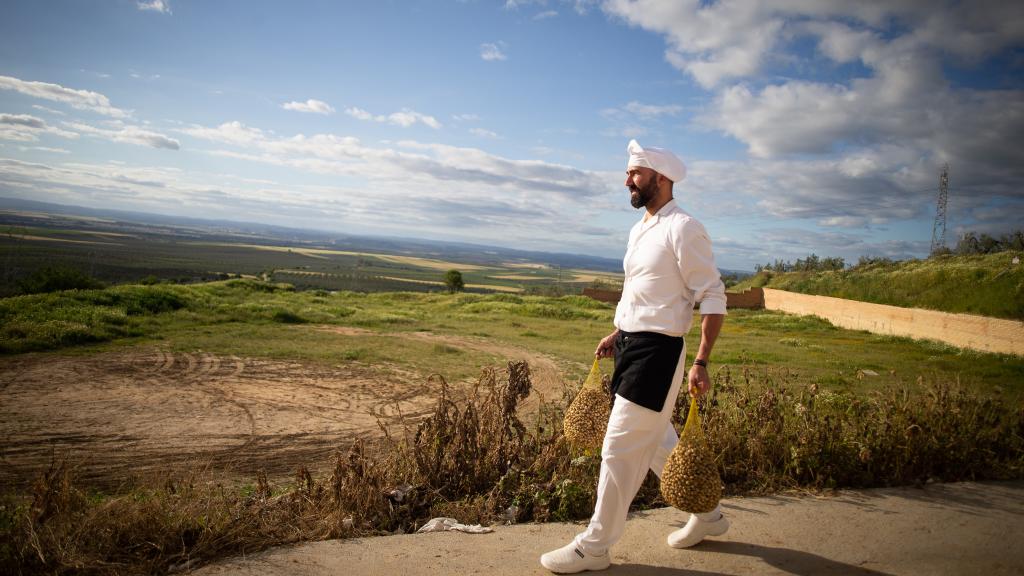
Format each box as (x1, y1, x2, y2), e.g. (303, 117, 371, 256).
(656, 198, 678, 216)
(640, 198, 678, 225)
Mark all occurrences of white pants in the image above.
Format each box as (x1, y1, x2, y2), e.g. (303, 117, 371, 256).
(575, 344, 686, 555)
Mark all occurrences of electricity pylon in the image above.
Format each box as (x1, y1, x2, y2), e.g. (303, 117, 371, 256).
(930, 163, 949, 254)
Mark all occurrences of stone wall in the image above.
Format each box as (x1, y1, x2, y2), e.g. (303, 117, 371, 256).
(581, 287, 621, 303)
(726, 288, 764, 309)
(762, 288, 1024, 356)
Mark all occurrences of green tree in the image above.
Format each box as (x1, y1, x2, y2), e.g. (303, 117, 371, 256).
(444, 269, 465, 293)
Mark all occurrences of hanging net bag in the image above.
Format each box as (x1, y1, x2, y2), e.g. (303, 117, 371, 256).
(563, 358, 611, 451)
(660, 396, 721, 513)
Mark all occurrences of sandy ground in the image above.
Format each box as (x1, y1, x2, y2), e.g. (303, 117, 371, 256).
(0, 328, 571, 488)
(193, 480, 1024, 576)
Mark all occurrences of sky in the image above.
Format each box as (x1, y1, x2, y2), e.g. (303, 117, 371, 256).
(0, 0, 1022, 271)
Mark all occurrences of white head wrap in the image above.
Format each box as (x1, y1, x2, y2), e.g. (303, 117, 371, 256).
(626, 139, 687, 183)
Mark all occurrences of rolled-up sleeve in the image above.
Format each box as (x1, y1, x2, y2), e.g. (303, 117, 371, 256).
(676, 219, 727, 315)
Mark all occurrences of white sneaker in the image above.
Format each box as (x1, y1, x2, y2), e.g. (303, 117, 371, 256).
(540, 541, 611, 573)
(667, 513, 730, 548)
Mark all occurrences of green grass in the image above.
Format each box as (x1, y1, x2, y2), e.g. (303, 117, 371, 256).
(2, 279, 1022, 401)
(734, 251, 1024, 320)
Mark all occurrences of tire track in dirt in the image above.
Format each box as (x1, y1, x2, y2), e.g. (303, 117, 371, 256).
(0, 325, 577, 488)
(0, 346, 441, 488)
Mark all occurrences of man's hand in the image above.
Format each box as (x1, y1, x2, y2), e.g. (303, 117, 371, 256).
(595, 329, 619, 359)
(688, 364, 711, 397)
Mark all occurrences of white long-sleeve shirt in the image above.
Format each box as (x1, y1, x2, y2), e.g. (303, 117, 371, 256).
(613, 199, 727, 337)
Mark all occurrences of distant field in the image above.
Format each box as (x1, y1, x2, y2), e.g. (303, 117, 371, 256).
(0, 217, 621, 297)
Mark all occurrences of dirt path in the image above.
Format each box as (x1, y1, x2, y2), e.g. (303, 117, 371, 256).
(193, 480, 1024, 576)
(0, 348, 437, 487)
(0, 327, 575, 488)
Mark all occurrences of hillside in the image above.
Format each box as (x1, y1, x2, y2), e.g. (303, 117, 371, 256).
(733, 251, 1024, 320)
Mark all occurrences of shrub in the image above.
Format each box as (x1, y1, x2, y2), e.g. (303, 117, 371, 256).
(272, 310, 307, 324)
(17, 266, 105, 294)
(0, 285, 191, 354)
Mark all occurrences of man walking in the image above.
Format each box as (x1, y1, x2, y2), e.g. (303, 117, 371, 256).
(541, 140, 728, 573)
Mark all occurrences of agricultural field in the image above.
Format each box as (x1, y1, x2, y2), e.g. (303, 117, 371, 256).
(0, 207, 623, 298)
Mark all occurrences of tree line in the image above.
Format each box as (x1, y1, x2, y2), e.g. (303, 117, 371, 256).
(755, 229, 1022, 274)
(940, 230, 1024, 256)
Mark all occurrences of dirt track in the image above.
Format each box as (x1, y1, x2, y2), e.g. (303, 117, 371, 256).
(0, 327, 572, 488)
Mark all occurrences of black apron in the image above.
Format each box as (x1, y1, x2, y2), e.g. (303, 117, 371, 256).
(611, 330, 684, 412)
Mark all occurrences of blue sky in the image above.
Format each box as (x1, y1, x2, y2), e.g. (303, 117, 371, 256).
(1, 0, 1022, 271)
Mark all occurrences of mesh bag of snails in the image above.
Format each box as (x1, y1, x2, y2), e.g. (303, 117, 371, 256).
(563, 358, 611, 451)
(660, 395, 722, 513)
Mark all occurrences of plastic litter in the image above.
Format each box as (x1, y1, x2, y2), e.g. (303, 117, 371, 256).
(416, 517, 493, 534)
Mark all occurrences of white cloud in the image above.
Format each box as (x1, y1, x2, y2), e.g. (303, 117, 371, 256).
(603, 101, 683, 120)
(31, 104, 66, 116)
(534, 10, 558, 20)
(503, 0, 534, 9)
(602, 1, 1024, 89)
(6, 119, 625, 252)
(137, 0, 171, 14)
(345, 107, 374, 122)
(570, 0, 598, 15)
(344, 107, 442, 129)
(282, 99, 335, 115)
(0, 113, 79, 142)
(64, 121, 180, 150)
(178, 121, 265, 146)
(0, 75, 130, 118)
(21, 146, 71, 154)
(599, 0, 1024, 248)
(603, 0, 782, 89)
(452, 113, 480, 122)
(0, 114, 46, 130)
(469, 128, 501, 139)
(480, 42, 508, 61)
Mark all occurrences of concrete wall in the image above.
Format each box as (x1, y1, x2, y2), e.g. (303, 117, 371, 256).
(762, 288, 1024, 356)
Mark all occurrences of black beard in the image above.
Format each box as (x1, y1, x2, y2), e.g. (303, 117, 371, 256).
(629, 181, 656, 209)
